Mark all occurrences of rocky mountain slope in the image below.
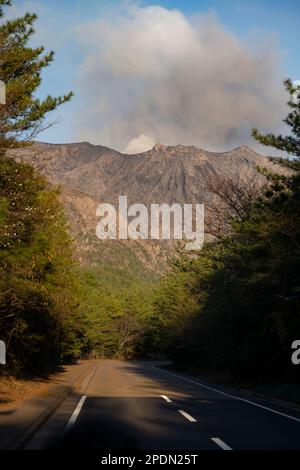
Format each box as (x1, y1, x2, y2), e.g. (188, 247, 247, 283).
(9, 142, 278, 273)
(10, 142, 274, 205)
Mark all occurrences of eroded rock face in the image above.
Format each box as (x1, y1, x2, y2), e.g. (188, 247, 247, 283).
(8, 141, 280, 273)
(9, 142, 275, 205)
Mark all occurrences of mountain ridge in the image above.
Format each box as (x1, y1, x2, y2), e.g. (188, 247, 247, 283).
(8, 141, 281, 273)
(9, 141, 276, 204)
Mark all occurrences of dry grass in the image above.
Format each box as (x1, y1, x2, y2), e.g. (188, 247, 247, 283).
(0, 376, 49, 411)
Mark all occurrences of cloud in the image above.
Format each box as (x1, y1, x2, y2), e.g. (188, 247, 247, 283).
(74, 4, 287, 152)
(124, 134, 155, 154)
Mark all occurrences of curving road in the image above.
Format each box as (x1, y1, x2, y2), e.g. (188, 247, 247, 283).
(24, 360, 300, 451)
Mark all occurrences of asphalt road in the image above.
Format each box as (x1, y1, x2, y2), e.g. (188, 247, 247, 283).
(24, 360, 300, 450)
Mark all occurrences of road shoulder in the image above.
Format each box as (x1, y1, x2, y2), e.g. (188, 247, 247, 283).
(0, 361, 93, 450)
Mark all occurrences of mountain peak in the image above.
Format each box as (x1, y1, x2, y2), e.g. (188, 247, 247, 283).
(152, 143, 166, 151)
(233, 145, 256, 153)
(150, 143, 199, 154)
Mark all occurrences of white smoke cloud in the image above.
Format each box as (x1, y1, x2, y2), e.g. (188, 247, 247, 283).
(75, 4, 287, 152)
(124, 134, 156, 154)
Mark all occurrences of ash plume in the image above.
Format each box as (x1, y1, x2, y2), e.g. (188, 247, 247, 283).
(75, 4, 287, 153)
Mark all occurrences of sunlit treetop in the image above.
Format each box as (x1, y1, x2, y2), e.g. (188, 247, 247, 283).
(0, 0, 73, 149)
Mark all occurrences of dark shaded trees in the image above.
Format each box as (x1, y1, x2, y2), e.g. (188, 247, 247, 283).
(153, 79, 300, 384)
(0, 157, 85, 372)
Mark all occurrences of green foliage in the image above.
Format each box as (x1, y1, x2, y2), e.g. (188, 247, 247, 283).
(253, 79, 300, 162)
(2, 0, 299, 389)
(0, 155, 157, 373)
(0, 1, 82, 376)
(74, 265, 156, 359)
(0, 157, 85, 372)
(0, 0, 73, 148)
(152, 80, 300, 384)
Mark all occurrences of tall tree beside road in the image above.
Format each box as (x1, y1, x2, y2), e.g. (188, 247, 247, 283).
(0, 0, 73, 149)
(0, 1, 81, 374)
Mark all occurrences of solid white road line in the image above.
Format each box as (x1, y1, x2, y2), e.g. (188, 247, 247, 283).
(178, 410, 197, 422)
(153, 366, 300, 424)
(211, 437, 233, 450)
(64, 395, 86, 434)
(161, 394, 172, 403)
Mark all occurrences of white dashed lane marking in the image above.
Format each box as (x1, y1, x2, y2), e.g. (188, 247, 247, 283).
(161, 394, 172, 403)
(178, 410, 197, 422)
(211, 437, 233, 450)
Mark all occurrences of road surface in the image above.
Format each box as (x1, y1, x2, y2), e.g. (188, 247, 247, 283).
(23, 360, 300, 450)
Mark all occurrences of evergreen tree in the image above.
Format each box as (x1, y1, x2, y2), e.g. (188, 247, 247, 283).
(0, 1, 79, 375)
(253, 79, 300, 166)
(0, 0, 73, 149)
(152, 80, 300, 387)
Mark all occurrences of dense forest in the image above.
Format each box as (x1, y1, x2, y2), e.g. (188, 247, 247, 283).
(151, 79, 300, 387)
(0, 0, 81, 373)
(0, 0, 152, 375)
(1, 0, 300, 395)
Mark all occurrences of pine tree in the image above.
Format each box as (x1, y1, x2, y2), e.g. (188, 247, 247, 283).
(0, 0, 73, 149)
(253, 79, 300, 169)
(0, 1, 79, 374)
(152, 79, 300, 384)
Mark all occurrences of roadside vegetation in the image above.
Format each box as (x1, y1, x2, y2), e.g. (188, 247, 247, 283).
(1, 0, 299, 405)
(0, 0, 82, 375)
(0, 1, 153, 380)
(150, 79, 300, 392)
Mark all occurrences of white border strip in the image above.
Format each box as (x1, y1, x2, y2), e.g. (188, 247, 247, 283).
(153, 365, 300, 424)
(178, 409, 197, 422)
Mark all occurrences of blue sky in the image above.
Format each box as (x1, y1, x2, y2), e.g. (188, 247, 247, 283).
(6, 0, 300, 150)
